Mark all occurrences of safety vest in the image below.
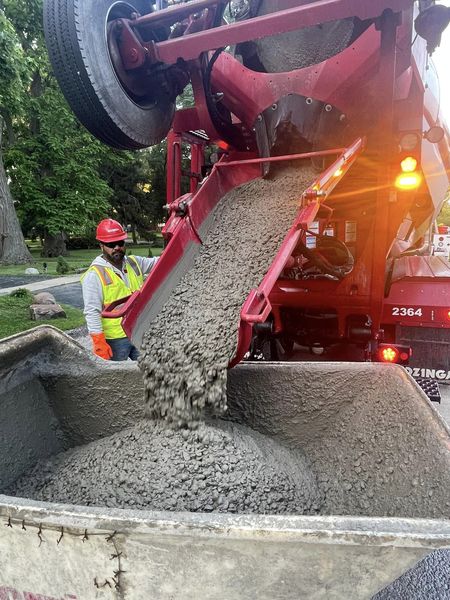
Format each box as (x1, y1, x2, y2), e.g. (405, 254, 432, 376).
(81, 256, 144, 339)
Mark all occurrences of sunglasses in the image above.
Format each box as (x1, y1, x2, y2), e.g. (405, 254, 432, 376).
(103, 240, 125, 249)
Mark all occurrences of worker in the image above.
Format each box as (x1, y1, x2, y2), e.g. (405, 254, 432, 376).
(81, 218, 158, 361)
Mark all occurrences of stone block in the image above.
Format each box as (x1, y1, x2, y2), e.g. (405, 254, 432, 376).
(33, 292, 57, 305)
(30, 304, 66, 320)
(25, 268, 40, 275)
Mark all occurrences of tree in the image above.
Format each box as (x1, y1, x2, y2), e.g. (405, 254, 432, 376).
(2, 0, 113, 257)
(7, 80, 113, 256)
(100, 143, 169, 242)
(0, 8, 32, 264)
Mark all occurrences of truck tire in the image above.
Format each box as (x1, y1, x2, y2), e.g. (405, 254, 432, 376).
(44, 0, 175, 149)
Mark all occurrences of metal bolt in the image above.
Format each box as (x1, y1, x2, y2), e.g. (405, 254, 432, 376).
(306, 98, 313, 105)
(271, 103, 277, 110)
(129, 48, 139, 62)
(325, 104, 332, 112)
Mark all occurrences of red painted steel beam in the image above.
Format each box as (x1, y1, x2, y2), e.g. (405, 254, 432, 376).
(368, 11, 399, 340)
(145, 0, 412, 64)
(134, 0, 227, 26)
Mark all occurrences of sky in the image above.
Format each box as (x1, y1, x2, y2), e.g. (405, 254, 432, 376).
(432, 2, 450, 124)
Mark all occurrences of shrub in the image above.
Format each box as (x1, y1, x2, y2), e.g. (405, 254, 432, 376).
(66, 235, 98, 250)
(56, 255, 71, 275)
(10, 288, 33, 302)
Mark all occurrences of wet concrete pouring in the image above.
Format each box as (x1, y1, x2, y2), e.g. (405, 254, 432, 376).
(4, 164, 450, 597)
(139, 164, 317, 426)
(8, 165, 321, 516)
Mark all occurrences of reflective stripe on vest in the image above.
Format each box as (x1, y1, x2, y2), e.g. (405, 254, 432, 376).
(83, 257, 144, 339)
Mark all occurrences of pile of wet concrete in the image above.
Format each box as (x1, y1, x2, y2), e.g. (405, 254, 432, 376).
(10, 420, 321, 513)
(8, 164, 321, 515)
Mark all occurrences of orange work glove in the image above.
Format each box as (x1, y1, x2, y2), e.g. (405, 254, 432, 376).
(90, 333, 113, 360)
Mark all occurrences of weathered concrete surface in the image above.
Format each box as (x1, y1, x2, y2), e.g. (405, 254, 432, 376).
(252, 5, 354, 73)
(0, 326, 143, 451)
(1, 499, 449, 600)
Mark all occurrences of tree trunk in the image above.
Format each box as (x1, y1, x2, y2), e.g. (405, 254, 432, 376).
(0, 132, 32, 264)
(41, 231, 68, 257)
(131, 224, 137, 245)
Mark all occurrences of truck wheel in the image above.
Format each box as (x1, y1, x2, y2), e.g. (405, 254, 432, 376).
(44, 0, 175, 149)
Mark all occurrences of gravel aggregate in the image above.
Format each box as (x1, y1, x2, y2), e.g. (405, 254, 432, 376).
(9, 419, 321, 514)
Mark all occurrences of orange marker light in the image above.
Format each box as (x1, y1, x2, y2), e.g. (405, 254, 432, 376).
(395, 172, 421, 190)
(400, 156, 418, 172)
(380, 346, 399, 363)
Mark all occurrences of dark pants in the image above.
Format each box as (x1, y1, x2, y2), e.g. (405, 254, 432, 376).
(106, 337, 139, 361)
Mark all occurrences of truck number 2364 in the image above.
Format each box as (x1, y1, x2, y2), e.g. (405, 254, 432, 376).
(392, 307, 423, 317)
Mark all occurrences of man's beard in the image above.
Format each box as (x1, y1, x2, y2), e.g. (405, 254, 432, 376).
(106, 250, 125, 265)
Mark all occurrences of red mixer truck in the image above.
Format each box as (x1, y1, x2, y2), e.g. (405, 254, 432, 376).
(44, 0, 450, 400)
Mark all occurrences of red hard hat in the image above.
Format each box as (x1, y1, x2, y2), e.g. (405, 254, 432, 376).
(96, 219, 127, 243)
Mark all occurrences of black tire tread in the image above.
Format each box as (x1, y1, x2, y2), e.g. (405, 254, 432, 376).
(44, 0, 174, 149)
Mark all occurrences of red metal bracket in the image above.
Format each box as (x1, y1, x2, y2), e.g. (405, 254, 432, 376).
(102, 291, 140, 319)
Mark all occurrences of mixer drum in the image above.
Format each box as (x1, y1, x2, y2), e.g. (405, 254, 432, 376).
(237, 0, 365, 73)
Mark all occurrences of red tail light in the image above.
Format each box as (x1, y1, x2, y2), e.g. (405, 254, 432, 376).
(380, 346, 399, 363)
(377, 344, 411, 365)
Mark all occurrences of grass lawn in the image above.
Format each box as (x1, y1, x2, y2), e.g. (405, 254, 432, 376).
(0, 292, 85, 339)
(0, 243, 163, 276)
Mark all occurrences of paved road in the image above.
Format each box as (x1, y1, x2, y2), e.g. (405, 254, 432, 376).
(40, 283, 84, 309)
(0, 275, 57, 289)
(0, 275, 84, 309)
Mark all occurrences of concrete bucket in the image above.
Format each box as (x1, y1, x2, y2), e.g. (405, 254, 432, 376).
(0, 326, 449, 599)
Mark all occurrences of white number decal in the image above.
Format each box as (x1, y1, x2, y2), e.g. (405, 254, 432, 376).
(392, 307, 422, 317)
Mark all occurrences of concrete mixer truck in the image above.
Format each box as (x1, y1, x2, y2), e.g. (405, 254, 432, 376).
(42, 0, 450, 401)
(0, 1, 449, 599)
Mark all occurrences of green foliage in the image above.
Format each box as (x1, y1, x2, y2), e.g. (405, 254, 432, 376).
(0, 8, 26, 115)
(6, 79, 112, 237)
(66, 235, 98, 250)
(56, 255, 70, 274)
(9, 287, 33, 301)
(100, 143, 168, 237)
(438, 197, 450, 226)
(0, 0, 182, 260)
(1, 0, 113, 248)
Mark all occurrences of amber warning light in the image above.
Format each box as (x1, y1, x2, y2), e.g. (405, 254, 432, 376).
(395, 156, 421, 190)
(377, 344, 411, 365)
